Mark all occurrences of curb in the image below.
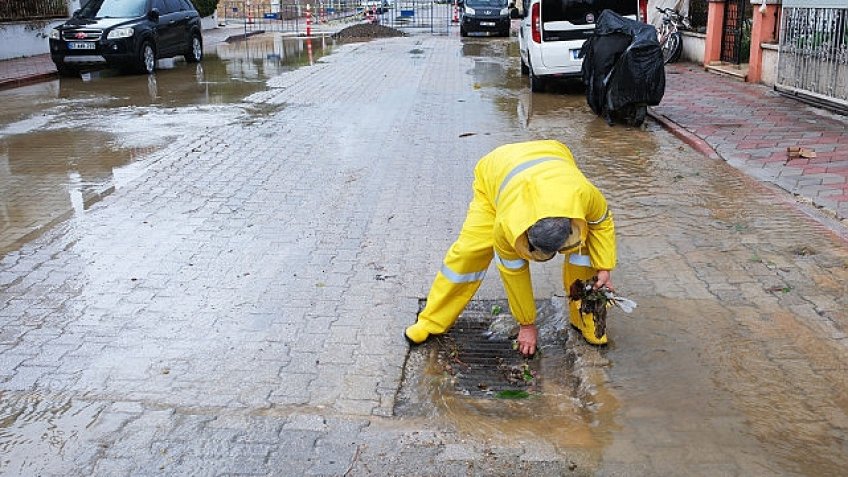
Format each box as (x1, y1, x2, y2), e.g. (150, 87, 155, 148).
(0, 72, 58, 91)
(647, 107, 721, 161)
(223, 29, 267, 42)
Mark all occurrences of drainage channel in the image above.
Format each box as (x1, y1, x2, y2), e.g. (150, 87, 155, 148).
(395, 298, 618, 448)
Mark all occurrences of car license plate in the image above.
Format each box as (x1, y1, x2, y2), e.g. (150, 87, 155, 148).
(68, 42, 95, 50)
(571, 49, 581, 60)
(480, 21, 496, 26)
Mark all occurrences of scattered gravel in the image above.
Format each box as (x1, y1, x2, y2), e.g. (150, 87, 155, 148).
(332, 23, 406, 40)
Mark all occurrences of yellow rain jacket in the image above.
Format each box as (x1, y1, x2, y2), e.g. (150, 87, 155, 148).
(408, 139, 616, 341)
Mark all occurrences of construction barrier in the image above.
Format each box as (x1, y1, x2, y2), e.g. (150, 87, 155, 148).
(217, 1, 456, 35)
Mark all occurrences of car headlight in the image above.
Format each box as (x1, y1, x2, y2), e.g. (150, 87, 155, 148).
(50, 29, 60, 40)
(465, 6, 475, 14)
(500, 7, 509, 15)
(107, 27, 134, 39)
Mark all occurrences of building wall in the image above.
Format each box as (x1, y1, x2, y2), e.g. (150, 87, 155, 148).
(680, 31, 705, 64)
(0, 1, 86, 60)
(760, 43, 778, 86)
(0, 1, 216, 61)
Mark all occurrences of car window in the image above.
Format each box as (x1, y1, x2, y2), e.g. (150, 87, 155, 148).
(466, 0, 508, 7)
(179, 0, 196, 11)
(78, 0, 148, 18)
(542, 0, 637, 24)
(151, 0, 168, 13)
(164, 0, 183, 12)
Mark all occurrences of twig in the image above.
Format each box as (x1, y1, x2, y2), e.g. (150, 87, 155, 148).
(343, 444, 363, 476)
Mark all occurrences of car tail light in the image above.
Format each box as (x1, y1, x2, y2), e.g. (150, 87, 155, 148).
(531, 3, 541, 43)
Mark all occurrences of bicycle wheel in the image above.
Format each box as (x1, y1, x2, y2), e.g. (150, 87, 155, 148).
(662, 32, 682, 64)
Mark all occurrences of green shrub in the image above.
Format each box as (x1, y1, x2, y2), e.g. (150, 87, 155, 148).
(192, 0, 220, 17)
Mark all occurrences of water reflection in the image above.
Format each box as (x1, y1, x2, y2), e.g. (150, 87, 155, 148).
(0, 34, 334, 256)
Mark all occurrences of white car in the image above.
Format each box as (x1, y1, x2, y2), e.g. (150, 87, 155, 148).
(518, 0, 639, 92)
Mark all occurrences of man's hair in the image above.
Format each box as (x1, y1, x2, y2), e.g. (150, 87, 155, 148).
(527, 217, 572, 254)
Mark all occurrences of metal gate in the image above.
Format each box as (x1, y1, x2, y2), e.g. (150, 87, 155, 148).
(776, 5, 848, 110)
(217, 1, 455, 35)
(720, 0, 748, 63)
(369, 0, 456, 34)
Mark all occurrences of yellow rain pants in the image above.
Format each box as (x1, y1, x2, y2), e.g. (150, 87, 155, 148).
(405, 140, 616, 345)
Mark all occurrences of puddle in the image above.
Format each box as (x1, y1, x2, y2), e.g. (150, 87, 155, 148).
(396, 298, 619, 458)
(0, 391, 108, 475)
(0, 34, 334, 256)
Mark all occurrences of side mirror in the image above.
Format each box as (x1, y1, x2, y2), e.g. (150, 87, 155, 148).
(147, 8, 160, 22)
(72, 9, 80, 17)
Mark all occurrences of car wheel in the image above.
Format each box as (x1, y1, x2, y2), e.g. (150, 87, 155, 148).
(185, 34, 203, 63)
(626, 104, 648, 127)
(136, 41, 156, 75)
(520, 57, 529, 75)
(56, 64, 79, 78)
(529, 70, 545, 93)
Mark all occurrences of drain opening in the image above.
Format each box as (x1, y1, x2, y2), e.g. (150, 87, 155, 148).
(432, 301, 541, 398)
(396, 298, 575, 409)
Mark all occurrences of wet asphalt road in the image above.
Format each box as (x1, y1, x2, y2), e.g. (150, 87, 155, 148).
(1, 28, 848, 476)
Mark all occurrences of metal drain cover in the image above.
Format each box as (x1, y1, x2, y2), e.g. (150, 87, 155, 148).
(430, 300, 543, 398)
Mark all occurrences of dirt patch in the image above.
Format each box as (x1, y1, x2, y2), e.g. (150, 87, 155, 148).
(332, 23, 406, 40)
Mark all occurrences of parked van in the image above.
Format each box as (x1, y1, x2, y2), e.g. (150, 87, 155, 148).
(518, 0, 639, 91)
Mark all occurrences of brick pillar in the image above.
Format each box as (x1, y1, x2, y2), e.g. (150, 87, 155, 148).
(747, 0, 781, 83)
(704, 0, 726, 65)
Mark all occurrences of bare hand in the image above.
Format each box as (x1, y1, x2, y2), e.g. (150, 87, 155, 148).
(594, 270, 614, 291)
(517, 324, 538, 357)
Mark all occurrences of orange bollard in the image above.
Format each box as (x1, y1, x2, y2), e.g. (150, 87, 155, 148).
(306, 4, 312, 37)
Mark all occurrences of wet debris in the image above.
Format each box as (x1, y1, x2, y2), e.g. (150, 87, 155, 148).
(568, 278, 637, 339)
(786, 146, 816, 163)
(791, 246, 816, 256)
(568, 278, 609, 339)
(331, 23, 405, 40)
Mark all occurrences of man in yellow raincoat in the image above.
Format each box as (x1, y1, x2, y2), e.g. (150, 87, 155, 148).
(405, 140, 617, 354)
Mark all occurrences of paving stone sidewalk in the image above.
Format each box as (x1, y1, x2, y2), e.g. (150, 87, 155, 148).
(2, 27, 848, 476)
(651, 63, 848, 224)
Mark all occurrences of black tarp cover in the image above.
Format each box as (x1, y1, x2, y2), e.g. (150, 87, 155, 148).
(581, 9, 665, 117)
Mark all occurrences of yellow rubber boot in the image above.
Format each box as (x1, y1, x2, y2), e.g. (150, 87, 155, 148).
(563, 255, 609, 345)
(405, 322, 431, 344)
(575, 310, 608, 345)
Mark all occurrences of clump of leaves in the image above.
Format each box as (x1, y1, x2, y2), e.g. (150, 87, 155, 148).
(491, 304, 503, 316)
(568, 277, 609, 339)
(495, 390, 530, 399)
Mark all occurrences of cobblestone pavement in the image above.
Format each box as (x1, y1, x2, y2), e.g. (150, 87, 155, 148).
(652, 63, 848, 224)
(1, 32, 848, 476)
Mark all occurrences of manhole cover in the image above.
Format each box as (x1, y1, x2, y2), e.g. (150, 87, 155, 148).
(432, 301, 541, 398)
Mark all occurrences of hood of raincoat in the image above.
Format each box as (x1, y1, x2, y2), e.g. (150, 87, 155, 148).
(486, 141, 595, 250)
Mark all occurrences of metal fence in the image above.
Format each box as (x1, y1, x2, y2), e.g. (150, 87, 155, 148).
(0, 0, 68, 21)
(688, 0, 708, 33)
(777, 7, 848, 109)
(218, 1, 455, 34)
(720, 0, 749, 64)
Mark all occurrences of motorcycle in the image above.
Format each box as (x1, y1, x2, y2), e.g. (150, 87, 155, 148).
(580, 9, 666, 127)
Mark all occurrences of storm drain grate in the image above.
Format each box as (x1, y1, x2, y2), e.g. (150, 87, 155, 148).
(429, 300, 542, 398)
